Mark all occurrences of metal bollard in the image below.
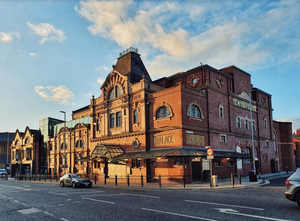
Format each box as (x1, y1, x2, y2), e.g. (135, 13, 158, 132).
(141, 174, 144, 187)
(159, 174, 161, 188)
(183, 174, 186, 188)
(95, 175, 97, 185)
(127, 175, 130, 187)
(104, 175, 106, 185)
(231, 173, 234, 186)
(239, 173, 241, 185)
(115, 175, 117, 186)
(286, 166, 289, 174)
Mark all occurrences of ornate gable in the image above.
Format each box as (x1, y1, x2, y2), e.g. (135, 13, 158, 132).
(100, 71, 127, 101)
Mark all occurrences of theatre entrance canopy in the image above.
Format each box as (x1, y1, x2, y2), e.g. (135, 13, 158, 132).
(80, 144, 124, 162)
(112, 147, 250, 160)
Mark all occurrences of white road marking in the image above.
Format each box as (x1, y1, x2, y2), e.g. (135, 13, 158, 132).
(141, 208, 217, 221)
(216, 208, 292, 221)
(49, 192, 67, 196)
(14, 200, 19, 203)
(185, 200, 264, 211)
(44, 211, 54, 216)
(120, 193, 160, 198)
(81, 197, 115, 204)
(17, 208, 41, 215)
(61, 218, 69, 221)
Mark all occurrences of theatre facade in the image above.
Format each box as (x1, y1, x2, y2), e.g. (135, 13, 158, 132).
(47, 47, 294, 183)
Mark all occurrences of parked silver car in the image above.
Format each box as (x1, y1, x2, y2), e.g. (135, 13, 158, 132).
(60, 174, 92, 188)
(285, 168, 300, 207)
(0, 169, 7, 175)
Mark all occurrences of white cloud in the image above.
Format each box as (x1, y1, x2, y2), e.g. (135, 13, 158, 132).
(0, 32, 20, 42)
(27, 22, 66, 44)
(35, 85, 74, 105)
(29, 53, 37, 57)
(97, 77, 105, 85)
(75, 1, 300, 77)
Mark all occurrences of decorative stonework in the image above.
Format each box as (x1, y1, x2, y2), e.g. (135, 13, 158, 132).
(188, 74, 200, 87)
(131, 138, 140, 150)
(216, 76, 224, 88)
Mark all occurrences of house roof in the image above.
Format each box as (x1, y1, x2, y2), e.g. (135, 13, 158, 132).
(114, 49, 152, 83)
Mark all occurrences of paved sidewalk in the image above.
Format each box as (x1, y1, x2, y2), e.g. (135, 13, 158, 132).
(2, 171, 292, 191)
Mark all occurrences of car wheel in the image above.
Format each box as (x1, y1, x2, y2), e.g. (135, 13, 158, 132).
(60, 181, 64, 187)
(296, 193, 300, 207)
(72, 182, 76, 188)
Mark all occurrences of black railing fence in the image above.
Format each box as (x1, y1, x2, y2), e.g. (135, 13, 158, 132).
(9, 172, 244, 188)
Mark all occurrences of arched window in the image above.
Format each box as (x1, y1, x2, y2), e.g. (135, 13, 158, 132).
(188, 105, 201, 118)
(156, 106, 170, 119)
(109, 89, 115, 100)
(61, 143, 67, 149)
(219, 104, 224, 118)
(108, 85, 123, 100)
(60, 155, 63, 164)
(116, 85, 123, 97)
(76, 140, 83, 148)
(244, 147, 251, 164)
(64, 155, 67, 165)
(25, 138, 30, 144)
(264, 117, 267, 128)
(134, 109, 138, 124)
(15, 140, 19, 146)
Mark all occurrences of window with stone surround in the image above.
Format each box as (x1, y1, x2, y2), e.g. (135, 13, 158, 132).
(110, 113, 115, 128)
(116, 111, 122, 127)
(76, 140, 83, 148)
(156, 105, 170, 119)
(220, 134, 226, 143)
(264, 117, 267, 128)
(133, 109, 138, 124)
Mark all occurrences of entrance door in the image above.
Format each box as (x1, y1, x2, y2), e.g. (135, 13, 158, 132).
(271, 160, 276, 173)
(192, 162, 201, 181)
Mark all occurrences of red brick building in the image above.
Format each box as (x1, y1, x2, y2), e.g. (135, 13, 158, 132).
(48, 47, 294, 183)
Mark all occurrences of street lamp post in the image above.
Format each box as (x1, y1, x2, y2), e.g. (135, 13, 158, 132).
(6, 132, 9, 175)
(60, 111, 66, 175)
(249, 90, 256, 174)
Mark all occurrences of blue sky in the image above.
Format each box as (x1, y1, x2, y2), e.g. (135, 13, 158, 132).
(1, 0, 300, 133)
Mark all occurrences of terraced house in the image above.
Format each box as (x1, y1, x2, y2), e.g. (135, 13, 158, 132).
(47, 47, 294, 184)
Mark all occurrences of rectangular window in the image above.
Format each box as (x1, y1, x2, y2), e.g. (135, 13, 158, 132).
(245, 119, 249, 130)
(264, 118, 267, 128)
(236, 117, 241, 128)
(132, 159, 136, 168)
(110, 113, 115, 128)
(219, 107, 224, 118)
(174, 160, 180, 165)
(215, 160, 221, 167)
(266, 141, 269, 148)
(228, 160, 234, 167)
(220, 135, 226, 143)
(116, 112, 122, 127)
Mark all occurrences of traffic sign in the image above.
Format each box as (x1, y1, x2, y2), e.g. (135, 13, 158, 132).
(207, 155, 214, 159)
(207, 148, 213, 156)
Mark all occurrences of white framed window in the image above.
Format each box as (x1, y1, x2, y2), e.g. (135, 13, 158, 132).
(236, 117, 241, 128)
(220, 134, 226, 143)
